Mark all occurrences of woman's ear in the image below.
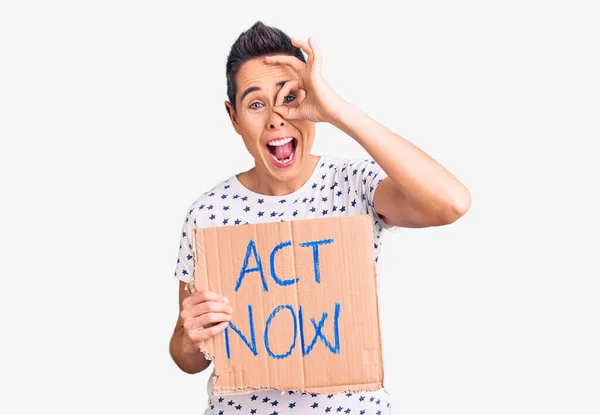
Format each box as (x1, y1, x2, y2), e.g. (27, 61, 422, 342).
(224, 101, 240, 134)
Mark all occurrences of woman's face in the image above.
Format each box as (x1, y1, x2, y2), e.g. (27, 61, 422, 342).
(225, 57, 315, 185)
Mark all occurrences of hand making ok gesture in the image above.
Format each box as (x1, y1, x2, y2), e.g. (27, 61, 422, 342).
(264, 37, 345, 124)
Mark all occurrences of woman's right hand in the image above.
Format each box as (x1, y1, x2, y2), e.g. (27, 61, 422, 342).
(180, 290, 232, 349)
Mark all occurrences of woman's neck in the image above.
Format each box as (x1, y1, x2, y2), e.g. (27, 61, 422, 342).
(238, 154, 320, 196)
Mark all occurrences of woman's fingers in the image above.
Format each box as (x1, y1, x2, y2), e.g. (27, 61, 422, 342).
(181, 300, 232, 320)
(307, 37, 322, 73)
(263, 55, 306, 75)
(183, 290, 228, 307)
(275, 79, 300, 106)
(194, 312, 231, 328)
(188, 321, 230, 344)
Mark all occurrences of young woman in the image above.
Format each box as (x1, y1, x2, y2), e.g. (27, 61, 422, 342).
(170, 21, 471, 415)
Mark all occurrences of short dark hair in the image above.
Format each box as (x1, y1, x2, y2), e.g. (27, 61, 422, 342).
(226, 21, 306, 113)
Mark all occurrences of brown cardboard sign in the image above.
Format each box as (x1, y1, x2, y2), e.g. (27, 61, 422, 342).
(191, 214, 384, 395)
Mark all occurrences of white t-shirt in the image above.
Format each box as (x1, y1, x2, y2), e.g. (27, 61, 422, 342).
(174, 154, 394, 415)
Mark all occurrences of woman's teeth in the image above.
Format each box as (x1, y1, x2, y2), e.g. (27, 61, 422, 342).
(267, 136, 294, 147)
(278, 148, 295, 163)
(268, 147, 295, 163)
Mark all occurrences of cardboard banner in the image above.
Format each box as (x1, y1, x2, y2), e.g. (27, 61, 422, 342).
(192, 214, 383, 395)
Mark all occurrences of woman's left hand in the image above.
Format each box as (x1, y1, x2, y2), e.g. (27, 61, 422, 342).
(264, 37, 345, 123)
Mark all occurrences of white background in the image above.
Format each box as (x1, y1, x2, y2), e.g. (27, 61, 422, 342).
(1, 1, 599, 414)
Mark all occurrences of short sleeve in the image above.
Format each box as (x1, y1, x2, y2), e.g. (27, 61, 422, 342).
(173, 210, 195, 284)
(346, 158, 394, 231)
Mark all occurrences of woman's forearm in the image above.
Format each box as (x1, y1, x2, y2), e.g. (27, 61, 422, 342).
(169, 326, 212, 374)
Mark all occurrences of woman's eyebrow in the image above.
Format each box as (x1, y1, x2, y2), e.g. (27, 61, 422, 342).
(240, 80, 288, 104)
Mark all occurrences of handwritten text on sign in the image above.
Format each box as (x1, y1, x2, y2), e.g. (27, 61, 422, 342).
(193, 215, 383, 395)
(225, 238, 341, 360)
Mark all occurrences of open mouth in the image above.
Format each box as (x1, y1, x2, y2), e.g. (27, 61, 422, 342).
(266, 137, 298, 167)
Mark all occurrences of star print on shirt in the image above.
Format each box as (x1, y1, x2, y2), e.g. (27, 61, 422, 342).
(172, 155, 393, 415)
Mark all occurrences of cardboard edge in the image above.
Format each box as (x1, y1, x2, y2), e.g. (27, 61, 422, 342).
(373, 260, 385, 388)
(191, 228, 220, 389)
(211, 382, 384, 396)
(195, 215, 385, 395)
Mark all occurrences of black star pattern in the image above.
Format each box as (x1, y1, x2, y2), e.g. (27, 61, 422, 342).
(173, 157, 393, 414)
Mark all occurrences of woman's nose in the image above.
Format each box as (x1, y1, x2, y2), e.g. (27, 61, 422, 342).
(269, 120, 285, 129)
